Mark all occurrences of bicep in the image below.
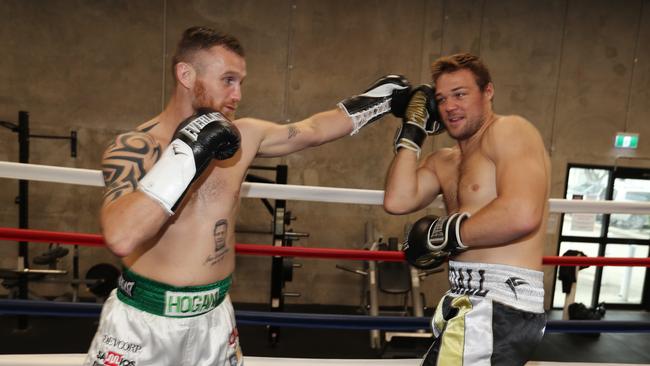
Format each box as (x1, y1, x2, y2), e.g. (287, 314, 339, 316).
(414, 157, 443, 209)
(101, 133, 161, 206)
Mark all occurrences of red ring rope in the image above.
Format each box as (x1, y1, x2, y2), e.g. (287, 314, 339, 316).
(1, 227, 648, 266)
(0, 227, 104, 246)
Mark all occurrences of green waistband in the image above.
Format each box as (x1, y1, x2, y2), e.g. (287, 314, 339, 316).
(116, 268, 231, 318)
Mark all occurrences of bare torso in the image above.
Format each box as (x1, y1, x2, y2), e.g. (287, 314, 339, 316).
(429, 116, 550, 270)
(122, 118, 263, 286)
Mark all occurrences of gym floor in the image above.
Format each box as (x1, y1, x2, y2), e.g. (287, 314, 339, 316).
(0, 304, 648, 364)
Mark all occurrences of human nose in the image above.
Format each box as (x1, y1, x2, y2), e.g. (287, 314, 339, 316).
(231, 84, 242, 103)
(444, 99, 458, 113)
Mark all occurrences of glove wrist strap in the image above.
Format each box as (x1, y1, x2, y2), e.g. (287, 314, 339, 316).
(338, 98, 391, 136)
(137, 141, 196, 215)
(395, 140, 421, 158)
(452, 212, 471, 250)
(397, 122, 427, 145)
(426, 212, 471, 252)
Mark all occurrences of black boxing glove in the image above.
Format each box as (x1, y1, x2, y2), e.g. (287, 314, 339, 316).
(402, 212, 470, 269)
(338, 75, 411, 135)
(138, 109, 240, 214)
(394, 84, 444, 158)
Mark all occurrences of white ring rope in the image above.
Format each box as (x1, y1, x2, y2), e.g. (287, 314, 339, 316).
(0, 161, 104, 187)
(1, 161, 650, 214)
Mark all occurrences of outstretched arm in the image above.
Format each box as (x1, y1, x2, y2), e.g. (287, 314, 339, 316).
(253, 109, 353, 158)
(460, 117, 549, 247)
(250, 75, 411, 157)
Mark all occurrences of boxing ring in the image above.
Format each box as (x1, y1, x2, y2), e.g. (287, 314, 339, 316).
(1, 161, 650, 365)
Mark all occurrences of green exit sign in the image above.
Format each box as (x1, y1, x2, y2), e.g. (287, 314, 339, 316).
(614, 133, 639, 149)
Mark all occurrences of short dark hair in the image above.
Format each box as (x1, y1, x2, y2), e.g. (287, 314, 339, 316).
(171, 26, 244, 80)
(431, 53, 492, 91)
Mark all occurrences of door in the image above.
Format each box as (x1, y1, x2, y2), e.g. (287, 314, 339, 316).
(553, 165, 650, 310)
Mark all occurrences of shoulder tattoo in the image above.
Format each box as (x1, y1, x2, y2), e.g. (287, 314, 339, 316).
(138, 121, 159, 133)
(102, 132, 161, 203)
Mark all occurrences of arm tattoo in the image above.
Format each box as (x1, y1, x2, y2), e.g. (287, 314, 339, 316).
(287, 125, 300, 140)
(102, 132, 161, 203)
(138, 121, 159, 133)
(204, 219, 229, 266)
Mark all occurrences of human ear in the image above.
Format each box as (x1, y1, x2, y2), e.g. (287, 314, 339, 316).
(175, 62, 196, 89)
(484, 82, 495, 101)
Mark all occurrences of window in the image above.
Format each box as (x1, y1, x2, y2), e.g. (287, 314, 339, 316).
(553, 165, 650, 310)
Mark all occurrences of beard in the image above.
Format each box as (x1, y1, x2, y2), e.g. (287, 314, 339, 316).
(192, 80, 236, 120)
(446, 116, 483, 141)
(222, 109, 235, 120)
(192, 80, 210, 109)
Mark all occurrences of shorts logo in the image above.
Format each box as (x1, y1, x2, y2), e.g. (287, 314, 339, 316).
(102, 335, 142, 353)
(118, 276, 135, 298)
(229, 328, 239, 347)
(449, 268, 489, 297)
(228, 328, 243, 366)
(505, 277, 528, 300)
(94, 350, 136, 366)
(172, 144, 188, 156)
(104, 352, 122, 366)
(164, 288, 220, 316)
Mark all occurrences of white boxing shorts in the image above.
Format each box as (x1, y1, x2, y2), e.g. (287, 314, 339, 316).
(422, 261, 546, 366)
(83, 269, 242, 366)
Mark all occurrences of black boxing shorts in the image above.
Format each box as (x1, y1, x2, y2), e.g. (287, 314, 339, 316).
(422, 261, 546, 366)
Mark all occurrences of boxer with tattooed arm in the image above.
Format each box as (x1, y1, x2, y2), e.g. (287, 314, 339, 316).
(84, 26, 410, 366)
